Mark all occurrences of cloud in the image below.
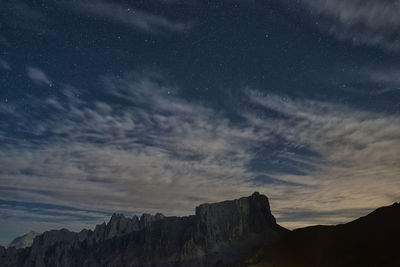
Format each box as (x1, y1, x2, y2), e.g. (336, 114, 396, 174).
(0, 206, 107, 245)
(0, 59, 11, 71)
(67, 1, 190, 33)
(0, 72, 266, 218)
(1, 72, 399, 235)
(26, 67, 52, 86)
(247, 92, 400, 228)
(366, 68, 400, 94)
(1, 0, 189, 36)
(299, 0, 400, 51)
(0, 199, 110, 245)
(274, 207, 373, 228)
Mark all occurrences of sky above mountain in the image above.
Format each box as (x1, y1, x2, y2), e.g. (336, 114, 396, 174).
(1, 0, 400, 244)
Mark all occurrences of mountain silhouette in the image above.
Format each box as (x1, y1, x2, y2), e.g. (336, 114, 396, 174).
(0, 193, 399, 267)
(0, 192, 287, 266)
(251, 202, 400, 266)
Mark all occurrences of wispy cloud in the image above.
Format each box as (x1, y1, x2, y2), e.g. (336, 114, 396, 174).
(0, 72, 265, 218)
(247, 92, 400, 227)
(67, 1, 190, 33)
(299, 0, 400, 51)
(366, 68, 400, 94)
(1, 71, 399, 235)
(0, 59, 11, 71)
(26, 67, 52, 86)
(0, 199, 110, 245)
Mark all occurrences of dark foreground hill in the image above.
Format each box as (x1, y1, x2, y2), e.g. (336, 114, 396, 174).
(0, 192, 288, 267)
(1, 193, 399, 267)
(252, 202, 400, 267)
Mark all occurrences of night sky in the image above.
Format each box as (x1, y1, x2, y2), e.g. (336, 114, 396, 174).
(1, 0, 400, 245)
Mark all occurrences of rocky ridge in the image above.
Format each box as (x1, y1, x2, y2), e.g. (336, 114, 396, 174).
(0, 192, 287, 267)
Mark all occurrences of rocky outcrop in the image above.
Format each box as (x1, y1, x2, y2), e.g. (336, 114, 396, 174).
(8, 231, 39, 249)
(84, 212, 164, 244)
(0, 192, 287, 267)
(195, 191, 280, 244)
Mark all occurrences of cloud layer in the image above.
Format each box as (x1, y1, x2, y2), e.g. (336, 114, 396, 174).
(1, 71, 399, 239)
(247, 91, 400, 227)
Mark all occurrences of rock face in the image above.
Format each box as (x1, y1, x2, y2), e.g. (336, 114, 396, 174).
(0, 192, 287, 267)
(8, 231, 39, 249)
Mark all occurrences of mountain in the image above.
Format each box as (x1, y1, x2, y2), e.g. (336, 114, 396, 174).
(253, 202, 400, 266)
(0, 192, 287, 267)
(1, 194, 399, 266)
(8, 231, 39, 249)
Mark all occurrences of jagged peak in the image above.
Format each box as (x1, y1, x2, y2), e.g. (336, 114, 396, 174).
(139, 213, 165, 228)
(140, 212, 165, 220)
(27, 231, 39, 235)
(108, 213, 128, 224)
(107, 213, 165, 224)
(95, 222, 106, 229)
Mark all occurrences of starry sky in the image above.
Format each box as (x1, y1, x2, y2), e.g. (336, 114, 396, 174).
(1, 0, 400, 245)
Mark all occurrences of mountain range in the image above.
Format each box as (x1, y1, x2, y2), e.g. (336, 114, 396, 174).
(0, 192, 399, 267)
